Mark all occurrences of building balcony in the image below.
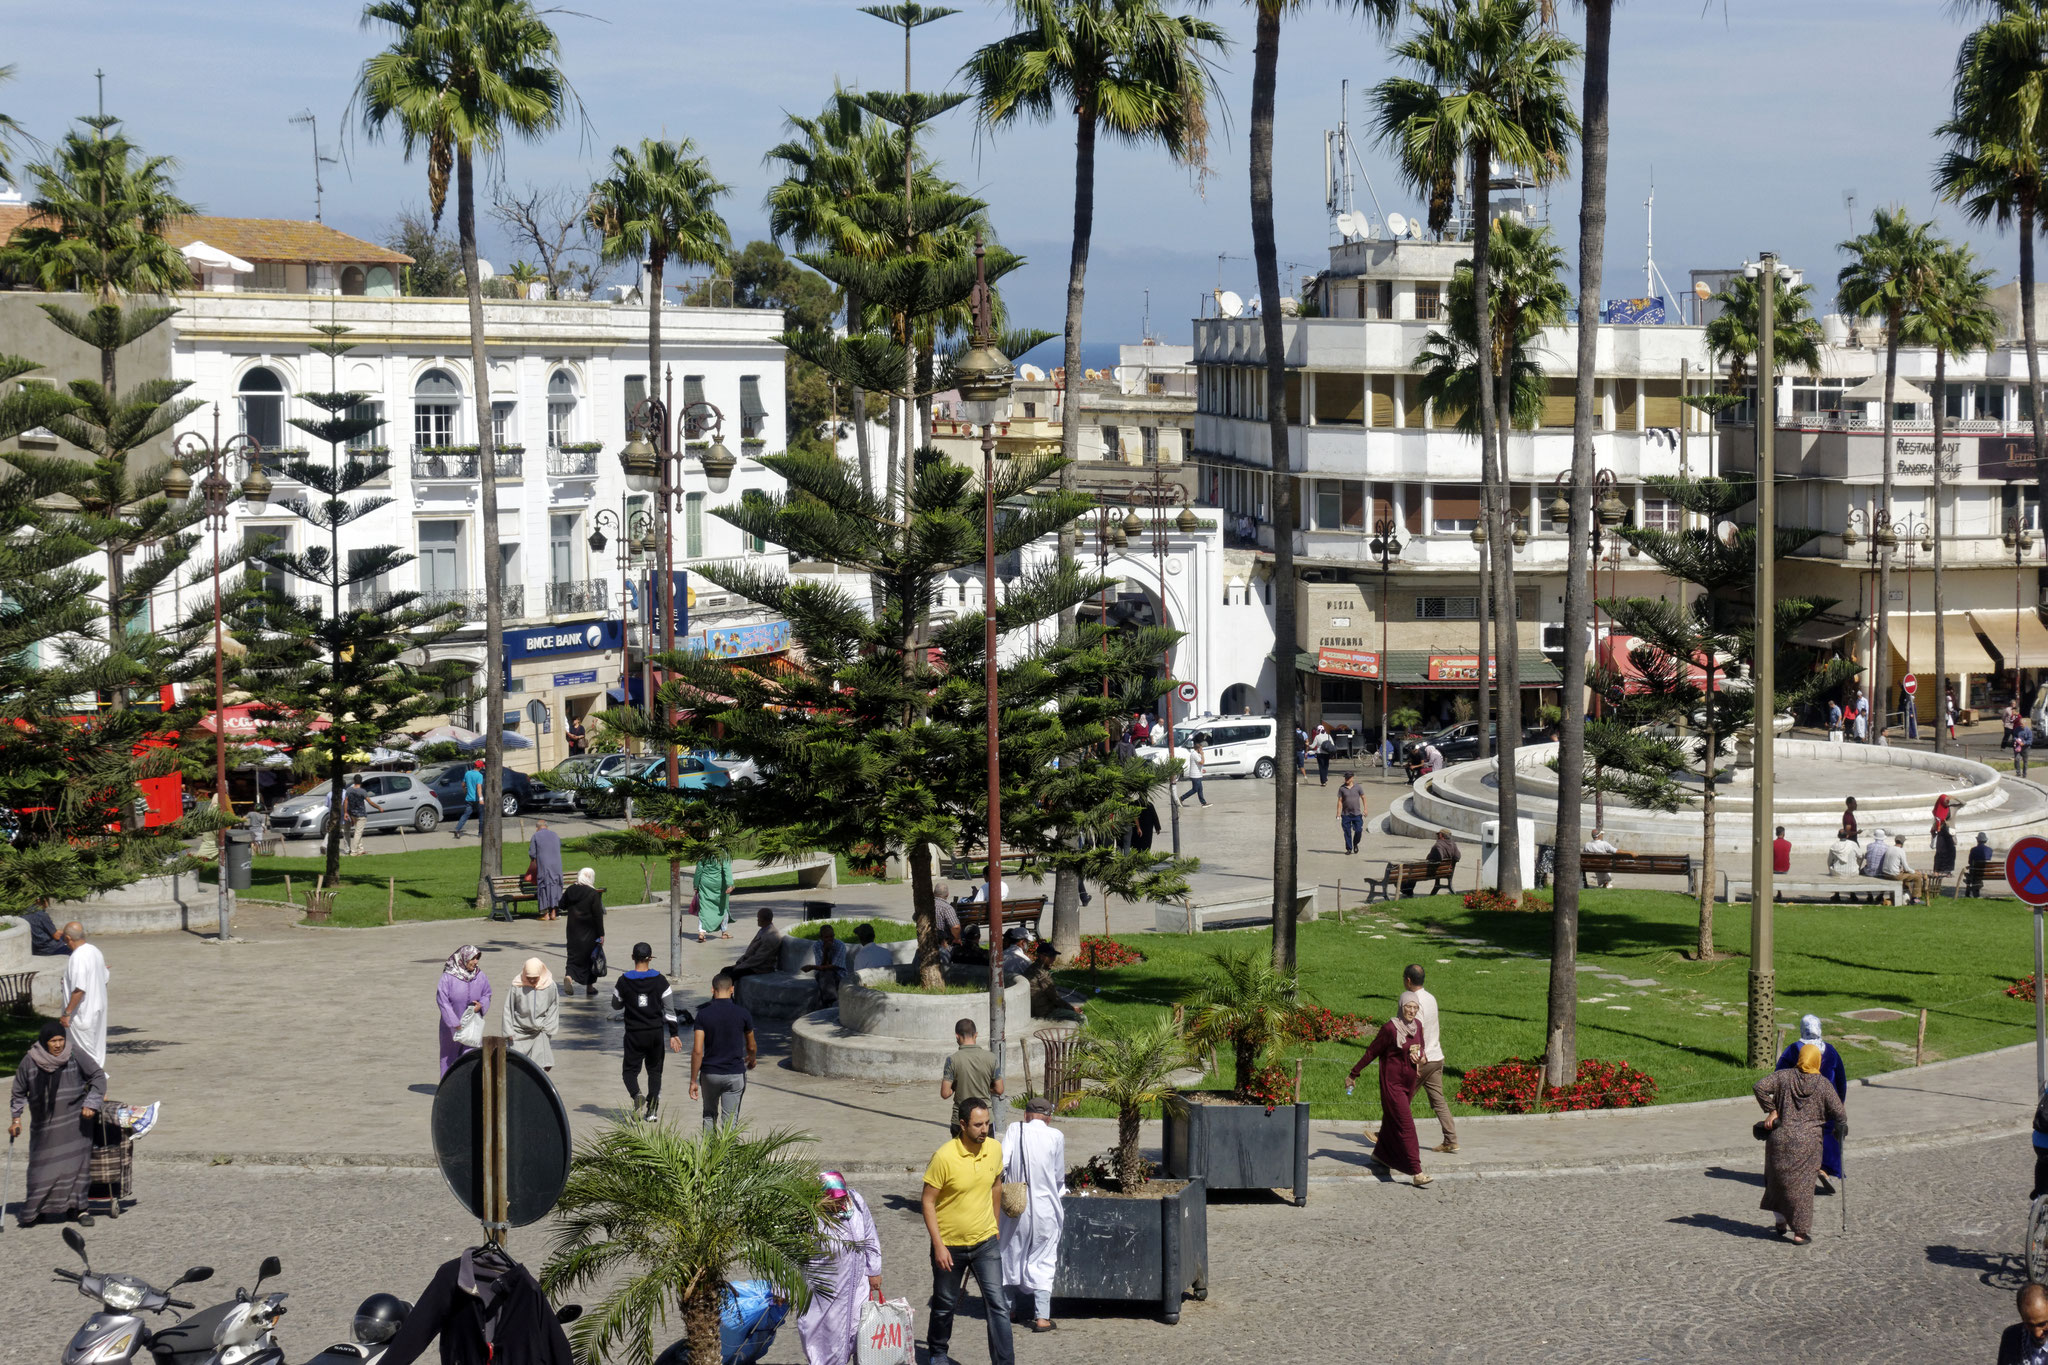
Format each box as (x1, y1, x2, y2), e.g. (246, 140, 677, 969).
(415, 587, 525, 623)
(546, 443, 603, 477)
(544, 577, 610, 615)
(410, 445, 525, 481)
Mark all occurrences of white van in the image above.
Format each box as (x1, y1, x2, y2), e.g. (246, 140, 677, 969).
(1135, 714, 1281, 779)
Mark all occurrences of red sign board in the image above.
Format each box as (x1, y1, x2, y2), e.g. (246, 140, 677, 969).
(1316, 647, 1380, 680)
(1902, 675, 1918, 696)
(2009, 835, 2048, 908)
(1427, 654, 1499, 684)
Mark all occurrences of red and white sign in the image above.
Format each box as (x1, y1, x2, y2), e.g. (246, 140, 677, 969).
(1902, 675, 1919, 696)
(2008, 835, 2048, 908)
(195, 705, 330, 737)
(1426, 654, 1499, 684)
(1176, 682, 1198, 703)
(1317, 647, 1381, 680)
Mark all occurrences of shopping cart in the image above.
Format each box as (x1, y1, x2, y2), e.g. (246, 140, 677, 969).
(86, 1102, 137, 1218)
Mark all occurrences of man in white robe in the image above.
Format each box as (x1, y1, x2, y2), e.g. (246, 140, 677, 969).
(58, 923, 110, 1067)
(1000, 1095, 1066, 1333)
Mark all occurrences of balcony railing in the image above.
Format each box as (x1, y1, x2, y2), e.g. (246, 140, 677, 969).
(410, 445, 525, 480)
(544, 577, 610, 615)
(546, 443, 603, 477)
(417, 588, 496, 622)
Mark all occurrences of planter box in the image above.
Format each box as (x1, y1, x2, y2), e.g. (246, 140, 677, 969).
(1163, 1095, 1311, 1206)
(1053, 1177, 1206, 1324)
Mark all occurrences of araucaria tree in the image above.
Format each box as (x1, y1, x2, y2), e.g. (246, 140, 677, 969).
(355, 0, 576, 902)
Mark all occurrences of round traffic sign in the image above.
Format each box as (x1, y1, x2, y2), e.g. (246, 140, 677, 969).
(1176, 682, 1198, 703)
(1902, 675, 1918, 696)
(432, 1045, 572, 1227)
(2008, 835, 2048, 908)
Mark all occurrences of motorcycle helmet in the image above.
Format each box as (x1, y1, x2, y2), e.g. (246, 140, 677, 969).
(353, 1293, 412, 1345)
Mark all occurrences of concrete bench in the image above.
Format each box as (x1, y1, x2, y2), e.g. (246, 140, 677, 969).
(1154, 885, 1318, 934)
(736, 924, 913, 1020)
(1720, 876, 1907, 906)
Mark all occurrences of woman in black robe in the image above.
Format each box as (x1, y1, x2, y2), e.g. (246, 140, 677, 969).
(8, 1020, 107, 1227)
(559, 866, 605, 998)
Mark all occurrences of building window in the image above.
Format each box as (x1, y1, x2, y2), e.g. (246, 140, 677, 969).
(238, 367, 287, 450)
(1022, 402, 1037, 419)
(1182, 426, 1195, 461)
(685, 493, 704, 559)
(1413, 283, 1442, 321)
(624, 373, 647, 433)
(1102, 424, 1121, 460)
(251, 261, 287, 293)
(547, 369, 577, 448)
(683, 375, 708, 438)
(1374, 281, 1394, 320)
(1641, 497, 1680, 532)
(498, 541, 522, 597)
(550, 513, 576, 586)
(413, 369, 461, 448)
(1415, 595, 1479, 621)
(491, 401, 516, 447)
(345, 547, 389, 606)
(340, 266, 366, 296)
(417, 520, 464, 593)
(1429, 486, 1480, 533)
(1142, 427, 1159, 463)
(739, 374, 767, 440)
(345, 400, 383, 451)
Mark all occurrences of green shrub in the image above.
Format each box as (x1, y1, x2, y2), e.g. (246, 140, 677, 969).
(788, 917, 916, 943)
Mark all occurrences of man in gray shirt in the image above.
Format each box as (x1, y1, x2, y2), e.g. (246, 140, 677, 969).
(932, 882, 962, 966)
(940, 1018, 1003, 1132)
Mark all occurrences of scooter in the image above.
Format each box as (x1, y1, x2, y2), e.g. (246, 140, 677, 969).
(51, 1226, 214, 1365)
(169, 1255, 286, 1365)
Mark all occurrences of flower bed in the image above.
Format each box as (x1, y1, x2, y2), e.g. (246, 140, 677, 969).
(1288, 1004, 1373, 1043)
(1463, 888, 1552, 913)
(2010, 974, 2041, 1003)
(1074, 936, 1144, 969)
(1237, 1061, 1297, 1109)
(1456, 1056, 1660, 1113)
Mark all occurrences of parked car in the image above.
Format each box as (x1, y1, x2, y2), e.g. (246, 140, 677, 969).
(1134, 715, 1281, 779)
(274, 771, 443, 840)
(630, 754, 733, 792)
(423, 762, 537, 819)
(1400, 720, 1550, 766)
(695, 750, 762, 785)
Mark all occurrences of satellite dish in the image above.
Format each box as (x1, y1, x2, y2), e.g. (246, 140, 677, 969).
(1218, 290, 1244, 318)
(1018, 363, 1044, 381)
(474, 258, 495, 282)
(1247, 294, 1262, 315)
(1407, 218, 1423, 240)
(1360, 217, 1379, 240)
(1336, 211, 1361, 239)
(1386, 212, 1409, 239)
(1694, 280, 1713, 300)
(1280, 296, 1301, 317)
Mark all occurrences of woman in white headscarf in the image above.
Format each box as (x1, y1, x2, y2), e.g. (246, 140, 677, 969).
(1347, 991, 1430, 1187)
(1773, 1013, 1846, 1188)
(559, 867, 605, 998)
(505, 957, 560, 1070)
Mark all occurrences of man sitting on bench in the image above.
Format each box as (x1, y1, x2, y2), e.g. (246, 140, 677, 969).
(1878, 834, 1932, 904)
(1404, 830, 1461, 896)
(727, 908, 782, 983)
(1582, 829, 1618, 887)
(1966, 832, 1997, 896)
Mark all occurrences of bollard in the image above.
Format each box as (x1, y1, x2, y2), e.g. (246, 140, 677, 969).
(1915, 1008, 1928, 1066)
(388, 876, 397, 925)
(284, 873, 294, 907)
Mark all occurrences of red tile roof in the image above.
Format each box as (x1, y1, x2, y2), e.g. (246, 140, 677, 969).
(0, 207, 412, 265)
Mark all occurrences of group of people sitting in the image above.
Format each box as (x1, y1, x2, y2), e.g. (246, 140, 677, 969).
(1818, 793, 1993, 903)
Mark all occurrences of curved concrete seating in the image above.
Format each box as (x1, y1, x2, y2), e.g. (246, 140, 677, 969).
(736, 921, 917, 1021)
(791, 964, 1039, 1081)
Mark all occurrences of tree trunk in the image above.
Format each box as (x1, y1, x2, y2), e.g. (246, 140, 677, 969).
(848, 288, 873, 496)
(1252, 3, 1300, 975)
(458, 147, 506, 891)
(2025, 198, 2046, 695)
(1475, 525, 1492, 772)
(1549, 0, 1612, 1088)
(1933, 347, 1948, 754)
(1875, 305, 1899, 740)
(1116, 1107, 1143, 1192)
(683, 1286, 724, 1365)
(1472, 143, 1496, 775)
(1493, 368, 1522, 895)
(911, 839, 945, 991)
(648, 245, 665, 396)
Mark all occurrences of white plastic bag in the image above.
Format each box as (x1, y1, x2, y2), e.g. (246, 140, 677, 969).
(454, 1005, 485, 1049)
(855, 1297, 915, 1365)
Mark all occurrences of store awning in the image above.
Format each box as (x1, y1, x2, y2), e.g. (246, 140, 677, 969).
(1788, 616, 1857, 649)
(1596, 633, 1721, 694)
(1884, 613, 1998, 676)
(1968, 610, 2048, 668)
(1385, 649, 1562, 687)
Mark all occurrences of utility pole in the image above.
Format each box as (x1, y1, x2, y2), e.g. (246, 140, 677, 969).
(1747, 251, 1782, 1070)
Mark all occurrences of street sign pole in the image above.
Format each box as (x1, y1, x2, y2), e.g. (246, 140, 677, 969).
(2037, 910, 2045, 1095)
(2004, 835, 2048, 1093)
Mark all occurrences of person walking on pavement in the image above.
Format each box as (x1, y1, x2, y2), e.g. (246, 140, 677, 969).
(689, 970, 756, 1129)
(1402, 965, 1458, 1154)
(611, 941, 683, 1121)
(1773, 1014, 1846, 1193)
(1313, 723, 1336, 785)
(1000, 1095, 1066, 1334)
(1337, 772, 1367, 855)
(920, 1099, 1012, 1365)
(436, 945, 490, 1077)
(797, 1171, 884, 1365)
(58, 923, 109, 1068)
(8, 1020, 106, 1228)
(452, 758, 486, 838)
(504, 957, 559, 1072)
(941, 1018, 1003, 1132)
(559, 867, 605, 996)
(527, 819, 564, 921)
(1348, 992, 1431, 1187)
(2017, 718, 2035, 779)
(1178, 740, 1210, 806)
(344, 776, 379, 856)
(692, 850, 734, 942)
(1997, 1282, 2048, 1364)
(1753, 1043, 1848, 1244)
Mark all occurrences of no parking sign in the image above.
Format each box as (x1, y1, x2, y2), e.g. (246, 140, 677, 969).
(2009, 835, 2048, 908)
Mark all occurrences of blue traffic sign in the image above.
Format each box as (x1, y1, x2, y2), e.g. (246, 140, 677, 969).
(2008, 836, 2048, 908)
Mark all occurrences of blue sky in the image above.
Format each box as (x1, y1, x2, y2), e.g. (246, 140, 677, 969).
(0, 1, 2002, 346)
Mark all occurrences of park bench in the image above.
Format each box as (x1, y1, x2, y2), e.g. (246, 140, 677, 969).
(1153, 885, 1319, 933)
(485, 875, 537, 922)
(1959, 863, 2011, 899)
(0, 969, 33, 1016)
(939, 852, 1037, 884)
(1720, 877, 1908, 906)
(1581, 852, 1697, 893)
(953, 896, 1049, 938)
(1364, 860, 1455, 902)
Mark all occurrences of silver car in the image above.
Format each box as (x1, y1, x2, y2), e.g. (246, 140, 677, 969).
(273, 772, 442, 840)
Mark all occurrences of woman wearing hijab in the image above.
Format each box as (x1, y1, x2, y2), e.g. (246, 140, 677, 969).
(693, 852, 734, 943)
(436, 946, 491, 1076)
(527, 819, 565, 921)
(1754, 1043, 1848, 1244)
(1931, 796, 1958, 887)
(1347, 992, 1431, 1187)
(1773, 1014, 1848, 1190)
(505, 958, 560, 1071)
(560, 868, 605, 998)
(8, 1019, 106, 1227)
(796, 1170, 882, 1365)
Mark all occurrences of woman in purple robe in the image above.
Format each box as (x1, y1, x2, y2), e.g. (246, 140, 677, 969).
(435, 945, 491, 1076)
(797, 1171, 882, 1365)
(1348, 991, 1431, 1187)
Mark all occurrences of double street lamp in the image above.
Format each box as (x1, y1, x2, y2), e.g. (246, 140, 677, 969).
(2006, 514, 2038, 714)
(1120, 472, 1198, 860)
(167, 406, 272, 942)
(1368, 516, 1400, 770)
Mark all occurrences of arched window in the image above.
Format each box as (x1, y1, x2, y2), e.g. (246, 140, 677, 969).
(238, 366, 286, 450)
(340, 266, 366, 296)
(414, 369, 461, 448)
(547, 369, 577, 449)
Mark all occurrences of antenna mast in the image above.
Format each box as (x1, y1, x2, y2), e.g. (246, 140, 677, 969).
(1645, 177, 1654, 300)
(290, 110, 337, 222)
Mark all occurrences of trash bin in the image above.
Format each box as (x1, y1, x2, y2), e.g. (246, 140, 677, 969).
(224, 828, 255, 891)
(1477, 817, 1536, 892)
(802, 900, 835, 921)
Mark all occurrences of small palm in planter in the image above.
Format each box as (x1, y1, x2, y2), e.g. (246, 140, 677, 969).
(1172, 948, 1317, 1204)
(1181, 948, 1309, 1096)
(1073, 1015, 1191, 1192)
(541, 1121, 826, 1365)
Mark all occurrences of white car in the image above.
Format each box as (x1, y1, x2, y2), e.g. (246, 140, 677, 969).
(1134, 715, 1281, 779)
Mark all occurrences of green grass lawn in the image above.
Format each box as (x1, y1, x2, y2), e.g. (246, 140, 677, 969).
(0, 1008, 48, 1072)
(201, 837, 887, 929)
(1050, 889, 2038, 1123)
(790, 918, 918, 943)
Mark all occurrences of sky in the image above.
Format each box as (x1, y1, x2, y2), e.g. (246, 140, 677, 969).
(0, 1, 2007, 348)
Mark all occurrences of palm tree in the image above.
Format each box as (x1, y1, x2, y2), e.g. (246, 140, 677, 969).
(588, 138, 732, 423)
(354, 0, 575, 898)
(1373, 0, 1579, 895)
(1838, 206, 1942, 736)
(1903, 243, 2000, 753)
(0, 64, 36, 189)
(1246, 0, 1400, 975)
(1181, 946, 1307, 1096)
(541, 1122, 825, 1365)
(1413, 219, 1564, 434)
(1073, 1014, 1190, 1193)
(1702, 273, 1824, 396)
(1938, 2, 2048, 571)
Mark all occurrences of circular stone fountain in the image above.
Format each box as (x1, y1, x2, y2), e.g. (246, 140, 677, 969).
(1386, 732, 2048, 855)
(790, 964, 1039, 1081)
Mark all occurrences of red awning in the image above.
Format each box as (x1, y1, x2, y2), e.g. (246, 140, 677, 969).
(1596, 634, 1720, 695)
(196, 705, 331, 736)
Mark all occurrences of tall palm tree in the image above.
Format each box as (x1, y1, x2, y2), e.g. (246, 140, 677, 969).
(1838, 206, 1942, 736)
(588, 137, 733, 414)
(0, 64, 36, 190)
(1903, 243, 2000, 753)
(1939, 2, 2048, 577)
(541, 1122, 825, 1365)
(1412, 219, 1565, 433)
(1373, 0, 1579, 895)
(1246, 0, 1400, 975)
(355, 0, 575, 898)
(1702, 273, 1823, 396)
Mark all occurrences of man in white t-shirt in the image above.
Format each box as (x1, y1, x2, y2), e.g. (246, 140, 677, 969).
(1402, 963, 1457, 1154)
(58, 923, 110, 1068)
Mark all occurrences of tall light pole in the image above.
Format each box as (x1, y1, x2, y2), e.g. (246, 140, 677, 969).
(1549, 470, 1626, 826)
(168, 407, 271, 942)
(1746, 250, 1792, 1070)
(1843, 504, 1897, 737)
(2006, 514, 2037, 718)
(620, 385, 735, 978)
(1122, 467, 1197, 857)
(1368, 517, 1401, 770)
(953, 238, 1017, 1125)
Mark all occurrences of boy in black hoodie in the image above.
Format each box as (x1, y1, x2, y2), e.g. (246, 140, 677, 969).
(609, 941, 684, 1120)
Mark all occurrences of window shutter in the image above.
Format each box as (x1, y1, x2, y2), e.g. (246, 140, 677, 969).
(1402, 377, 1426, 428)
(1643, 379, 1681, 427)
(1315, 373, 1365, 425)
(1542, 379, 1576, 429)
(1370, 376, 1396, 428)
(1614, 379, 1640, 431)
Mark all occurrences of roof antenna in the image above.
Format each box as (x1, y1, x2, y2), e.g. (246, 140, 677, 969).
(290, 111, 338, 222)
(94, 69, 105, 120)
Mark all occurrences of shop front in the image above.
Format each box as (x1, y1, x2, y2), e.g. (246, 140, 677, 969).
(501, 617, 626, 770)
(1299, 646, 1562, 750)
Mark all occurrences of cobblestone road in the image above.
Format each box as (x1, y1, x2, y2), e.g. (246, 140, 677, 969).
(3, 1134, 2031, 1363)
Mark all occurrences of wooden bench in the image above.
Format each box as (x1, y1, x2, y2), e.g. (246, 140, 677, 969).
(939, 853, 1037, 883)
(1720, 877, 1908, 906)
(1581, 852, 1697, 893)
(486, 875, 537, 922)
(1153, 885, 1319, 933)
(1959, 863, 2012, 898)
(953, 896, 1049, 938)
(0, 970, 34, 1016)
(1365, 861, 1455, 902)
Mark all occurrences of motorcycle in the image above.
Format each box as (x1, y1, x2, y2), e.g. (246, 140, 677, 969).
(51, 1226, 214, 1365)
(169, 1255, 286, 1365)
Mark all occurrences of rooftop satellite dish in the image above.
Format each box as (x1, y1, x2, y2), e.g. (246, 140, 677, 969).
(1217, 290, 1244, 318)
(1407, 218, 1423, 240)
(1018, 363, 1045, 381)
(1336, 211, 1362, 239)
(1360, 217, 1379, 240)
(1386, 212, 1409, 239)
(1693, 280, 1713, 300)
(475, 258, 495, 282)
(1246, 294, 1262, 315)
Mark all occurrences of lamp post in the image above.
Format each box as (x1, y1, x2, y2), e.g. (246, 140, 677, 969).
(1092, 507, 1128, 752)
(169, 406, 271, 942)
(1119, 467, 1198, 858)
(1842, 505, 1897, 734)
(954, 238, 1017, 1126)
(1368, 516, 1401, 771)
(2006, 515, 2037, 715)
(620, 376, 735, 979)
(1549, 469, 1626, 825)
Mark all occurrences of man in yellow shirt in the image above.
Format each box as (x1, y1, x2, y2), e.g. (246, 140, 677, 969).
(919, 1099, 1012, 1365)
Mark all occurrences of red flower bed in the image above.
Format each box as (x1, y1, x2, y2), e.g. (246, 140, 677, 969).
(1456, 1056, 1660, 1113)
(2010, 974, 2040, 1003)
(1073, 936, 1144, 969)
(1238, 1061, 1297, 1111)
(1462, 889, 1552, 913)
(1289, 1004, 1374, 1043)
